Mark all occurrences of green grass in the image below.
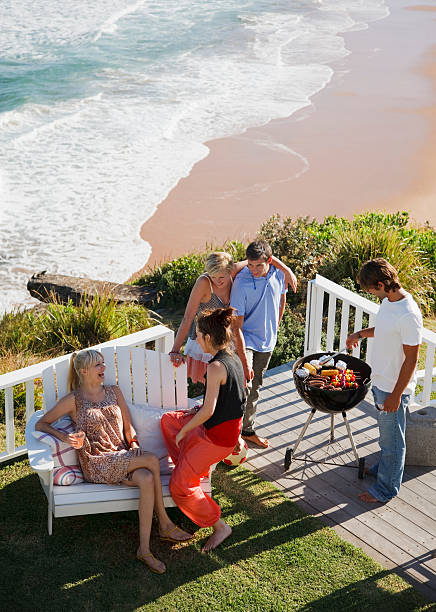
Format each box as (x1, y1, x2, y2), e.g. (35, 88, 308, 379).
(0, 461, 432, 612)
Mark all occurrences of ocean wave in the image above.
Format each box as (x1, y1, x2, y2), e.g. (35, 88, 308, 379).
(0, 0, 390, 312)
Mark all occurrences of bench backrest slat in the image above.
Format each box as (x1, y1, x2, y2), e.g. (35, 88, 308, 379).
(161, 353, 176, 408)
(131, 347, 147, 405)
(55, 358, 70, 399)
(101, 347, 117, 386)
(175, 362, 188, 409)
(145, 350, 161, 406)
(116, 346, 133, 404)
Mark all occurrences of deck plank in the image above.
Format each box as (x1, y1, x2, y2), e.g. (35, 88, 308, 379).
(242, 364, 436, 603)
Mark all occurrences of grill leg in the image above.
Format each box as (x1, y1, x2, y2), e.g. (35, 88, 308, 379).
(342, 411, 360, 466)
(330, 413, 335, 442)
(291, 408, 316, 457)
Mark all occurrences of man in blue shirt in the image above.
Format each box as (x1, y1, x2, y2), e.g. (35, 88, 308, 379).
(231, 240, 294, 448)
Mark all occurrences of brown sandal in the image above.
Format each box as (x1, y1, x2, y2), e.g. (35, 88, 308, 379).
(160, 525, 194, 543)
(136, 551, 166, 574)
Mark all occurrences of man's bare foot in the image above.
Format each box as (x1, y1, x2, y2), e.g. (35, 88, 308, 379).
(359, 491, 381, 503)
(242, 433, 269, 448)
(159, 523, 193, 542)
(201, 519, 232, 553)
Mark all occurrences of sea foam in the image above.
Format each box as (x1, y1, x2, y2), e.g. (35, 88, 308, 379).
(0, 0, 389, 312)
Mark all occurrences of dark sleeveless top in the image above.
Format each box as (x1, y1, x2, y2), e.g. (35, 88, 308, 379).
(203, 350, 246, 435)
(188, 275, 227, 340)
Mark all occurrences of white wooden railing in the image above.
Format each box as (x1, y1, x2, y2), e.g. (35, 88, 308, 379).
(305, 275, 436, 407)
(0, 325, 174, 464)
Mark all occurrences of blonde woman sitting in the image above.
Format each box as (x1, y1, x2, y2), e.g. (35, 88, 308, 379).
(36, 348, 192, 574)
(169, 251, 296, 383)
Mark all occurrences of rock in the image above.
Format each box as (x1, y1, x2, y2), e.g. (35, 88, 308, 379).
(27, 272, 157, 307)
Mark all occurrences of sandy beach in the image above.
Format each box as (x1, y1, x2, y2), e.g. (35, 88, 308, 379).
(139, 1, 436, 269)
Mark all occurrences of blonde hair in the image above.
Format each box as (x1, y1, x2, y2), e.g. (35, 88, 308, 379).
(204, 252, 234, 277)
(67, 349, 104, 391)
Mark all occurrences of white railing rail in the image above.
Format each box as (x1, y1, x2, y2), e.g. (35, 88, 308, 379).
(0, 325, 174, 463)
(305, 274, 436, 407)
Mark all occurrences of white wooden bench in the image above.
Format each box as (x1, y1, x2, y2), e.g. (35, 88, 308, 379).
(25, 344, 209, 534)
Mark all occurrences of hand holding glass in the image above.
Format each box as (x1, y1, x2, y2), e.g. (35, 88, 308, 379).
(69, 430, 85, 449)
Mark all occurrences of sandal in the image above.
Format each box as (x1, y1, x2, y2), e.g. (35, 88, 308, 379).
(160, 525, 194, 543)
(136, 551, 166, 574)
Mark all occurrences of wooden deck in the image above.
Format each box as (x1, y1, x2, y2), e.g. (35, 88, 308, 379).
(242, 363, 436, 603)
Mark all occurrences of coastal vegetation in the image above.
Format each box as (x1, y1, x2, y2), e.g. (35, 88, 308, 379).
(1, 460, 431, 611)
(1, 210, 435, 444)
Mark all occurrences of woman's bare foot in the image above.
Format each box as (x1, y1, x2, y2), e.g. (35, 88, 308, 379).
(159, 522, 193, 542)
(359, 491, 381, 503)
(136, 548, 166, 574)
(233, 440, 242, 454)
(201, 519, 232, 553)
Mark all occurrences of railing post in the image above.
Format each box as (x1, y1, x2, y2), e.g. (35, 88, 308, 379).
(352, 307, 363, 358)
(305, 283, 324, 355)
(339, 300, 350, 350)
(326, 294, 337, 352)
(422, 342, 435, 406)
(366, 313, 376, 364)
(25, 381, 35, 421)
(304, 280, 314, 355)
(5, 387, 14, 455)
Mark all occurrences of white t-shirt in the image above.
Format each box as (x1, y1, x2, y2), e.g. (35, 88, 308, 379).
(370, 292, 423, 394)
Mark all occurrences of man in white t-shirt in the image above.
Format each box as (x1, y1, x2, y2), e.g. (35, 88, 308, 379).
(346, 258, 423, 503)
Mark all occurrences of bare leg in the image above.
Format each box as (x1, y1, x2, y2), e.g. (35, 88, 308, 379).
(127, 453, 193, 541)
(201, 519, 232, 553)
(123, 468, 166, 573)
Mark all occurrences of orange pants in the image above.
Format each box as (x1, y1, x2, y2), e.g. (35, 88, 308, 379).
(161, 411, 234, 527)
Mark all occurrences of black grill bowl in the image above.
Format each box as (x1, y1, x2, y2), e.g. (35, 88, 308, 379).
(293, 352, 372, 413)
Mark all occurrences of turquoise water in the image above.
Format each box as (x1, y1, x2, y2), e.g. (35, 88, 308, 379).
(0, 0, 389, 311)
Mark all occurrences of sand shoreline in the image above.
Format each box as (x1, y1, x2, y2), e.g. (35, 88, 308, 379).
(137, 1, 436, 274)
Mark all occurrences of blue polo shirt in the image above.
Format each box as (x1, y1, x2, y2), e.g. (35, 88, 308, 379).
(230, 266, 286, 352)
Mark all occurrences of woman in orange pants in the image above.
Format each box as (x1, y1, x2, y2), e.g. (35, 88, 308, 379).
(161, 306, 246, 552)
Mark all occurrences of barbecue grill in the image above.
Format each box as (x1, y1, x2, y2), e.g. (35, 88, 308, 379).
(284, 352, 372, 478)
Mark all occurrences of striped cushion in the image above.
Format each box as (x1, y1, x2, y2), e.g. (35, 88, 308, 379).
(53, 465, 84, 485)
(32, 417, 84, 485)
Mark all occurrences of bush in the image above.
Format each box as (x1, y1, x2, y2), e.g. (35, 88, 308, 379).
(319, 221, 435, 314)
(270, 308, 306, 368)
(0, 295, 157, 359)
(0, 309, 38, 355)
(258, 215, 328, 310)
(37, 294, 157, 353)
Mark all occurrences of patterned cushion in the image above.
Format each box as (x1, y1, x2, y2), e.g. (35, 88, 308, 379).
(53, 465, 84, 485)
(32, 416, 84, 484)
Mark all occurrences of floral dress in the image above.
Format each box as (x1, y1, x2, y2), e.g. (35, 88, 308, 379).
(75, 385, 139, 484)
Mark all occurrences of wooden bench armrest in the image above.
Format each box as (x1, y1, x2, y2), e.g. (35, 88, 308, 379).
(25, 410, 54, 474)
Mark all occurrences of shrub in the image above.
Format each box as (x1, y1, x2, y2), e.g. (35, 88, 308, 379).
(37, 294, 156, 353)
(258, 215, 328, 310)
(319, 221, 435, 314)
(0, 309, 38, 356)
(269, 308, 306, 368)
